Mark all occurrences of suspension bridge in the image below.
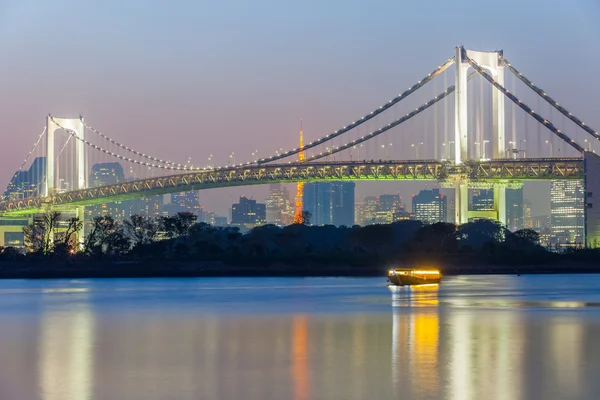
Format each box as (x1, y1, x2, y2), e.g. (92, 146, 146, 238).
(1, 46, 599, 244)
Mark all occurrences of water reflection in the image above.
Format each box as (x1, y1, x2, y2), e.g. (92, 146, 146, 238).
(39, 295, 94, 400)
(291, 315, 309, 400)
(0, 278, 599, 399)
(392, 285, 440, 398)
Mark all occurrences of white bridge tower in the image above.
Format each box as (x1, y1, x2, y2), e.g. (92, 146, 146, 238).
(454, 46, 507, 225)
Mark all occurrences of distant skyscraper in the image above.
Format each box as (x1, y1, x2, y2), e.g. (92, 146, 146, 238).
(471, 189, 494, 211)
(550, 180, 584, 245)
(506, 188, 524, 231)
(167, 191, 200, 215)
(359, 196, 378, 225)
(231, 197, 266, 226)
(330, 182, 355, 226)
(412, 189, 447, 223)
(87, 162, 127, 220)
(3, 157, 46, 201)
(523, 199, 533, 229)
(375, 194, 404, 224)
(266, 184, 292, 226)
(303, 182, 354, 226)
(145, 196, 164, 219)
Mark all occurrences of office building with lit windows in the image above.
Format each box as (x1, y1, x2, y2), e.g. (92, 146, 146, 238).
(3, 157, 46, 201)
(303, 182, 355, 226)
(166, 191, 201, 215)
(550, 180, 584, 245)
(265, 184, 293, 226)
(412, 189, 447, 224)
(506, 188, 524, 231)
(374, 194, 402, 224)
(471, 189, 494, 212)
(87, 162, 127, 220)
(231, 197, 266, 226)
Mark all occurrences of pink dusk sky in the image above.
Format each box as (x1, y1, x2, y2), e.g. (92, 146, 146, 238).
(1, 0, 599, 216)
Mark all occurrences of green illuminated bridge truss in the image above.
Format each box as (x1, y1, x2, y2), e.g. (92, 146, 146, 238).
(0, 158, 584, 216)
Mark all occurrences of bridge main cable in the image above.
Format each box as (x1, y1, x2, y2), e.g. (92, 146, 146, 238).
(256, 57, 456, 164)
(81, 118, 177, 167)
(50, 117, 203, 172)
(464, 54, 585, 154)
(304, 73, 477, 162)
(501, 57, 600, 142)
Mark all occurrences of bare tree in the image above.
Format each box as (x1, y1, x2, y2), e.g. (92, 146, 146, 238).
(23, 211, 61, 254)
(124, 215, 158, 247)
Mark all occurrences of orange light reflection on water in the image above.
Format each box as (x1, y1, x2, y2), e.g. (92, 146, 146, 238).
(291, 315, 309, 400)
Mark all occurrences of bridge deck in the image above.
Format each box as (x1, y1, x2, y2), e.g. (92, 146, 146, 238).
(0, 158, 584, 216)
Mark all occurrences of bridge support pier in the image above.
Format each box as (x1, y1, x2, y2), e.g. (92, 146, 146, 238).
(493, 186, 507, 226)
(453, 180, 509, 226)
(584, 152, 600, 247)
(454, 178, 469, 225)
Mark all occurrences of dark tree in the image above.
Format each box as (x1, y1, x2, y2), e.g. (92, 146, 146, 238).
(124, 214, 158, 247)
(23, 211, 61, 254)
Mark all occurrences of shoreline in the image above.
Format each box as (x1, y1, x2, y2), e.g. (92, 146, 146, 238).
(1, 260, 600, 279)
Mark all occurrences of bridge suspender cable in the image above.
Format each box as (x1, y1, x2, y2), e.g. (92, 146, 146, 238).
(3, 126, 47, 199)
(256, 57, 456, 165)
(51, 117, 236, 172)
(51, 117, 189, 171)
(81, 119, 177, 167)
(501, 57, 600, 142)
(304, 73, 477, 162)
(464, 55, 586, 154)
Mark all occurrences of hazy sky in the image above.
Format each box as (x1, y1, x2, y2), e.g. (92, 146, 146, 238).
(1, 0, 599, 216)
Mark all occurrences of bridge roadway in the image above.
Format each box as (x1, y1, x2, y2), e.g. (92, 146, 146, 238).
(0, 157, 584, 216)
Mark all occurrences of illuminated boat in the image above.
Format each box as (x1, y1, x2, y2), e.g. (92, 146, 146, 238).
(388, 268, 442, 286)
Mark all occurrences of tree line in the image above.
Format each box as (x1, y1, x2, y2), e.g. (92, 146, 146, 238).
(0, 211, 566, 267)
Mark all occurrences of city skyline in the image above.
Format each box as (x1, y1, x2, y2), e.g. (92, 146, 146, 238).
(1, 1, 599, 217)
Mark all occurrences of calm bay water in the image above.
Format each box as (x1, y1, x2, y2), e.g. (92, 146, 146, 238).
(1, 275, 600, 400)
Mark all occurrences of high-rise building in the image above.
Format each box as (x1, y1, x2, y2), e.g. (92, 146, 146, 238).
(471, 189, 494, 211)
(3, 157, 46, 201)
(166, 191, 201, 215)
(266, 184, 292, 226)
(506, 188, 524, 231)
(374, 194, 402, 224)
(87, 162, 127, 220)
(550, 180, 584, 245)
(412, 189, 447, 223)
(303, 182, 354, 226)
(330, 182, 355, 227)
(358, 196, 378, 225)
(231, 197, 266, 226)
(523, 199, 533, 229)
